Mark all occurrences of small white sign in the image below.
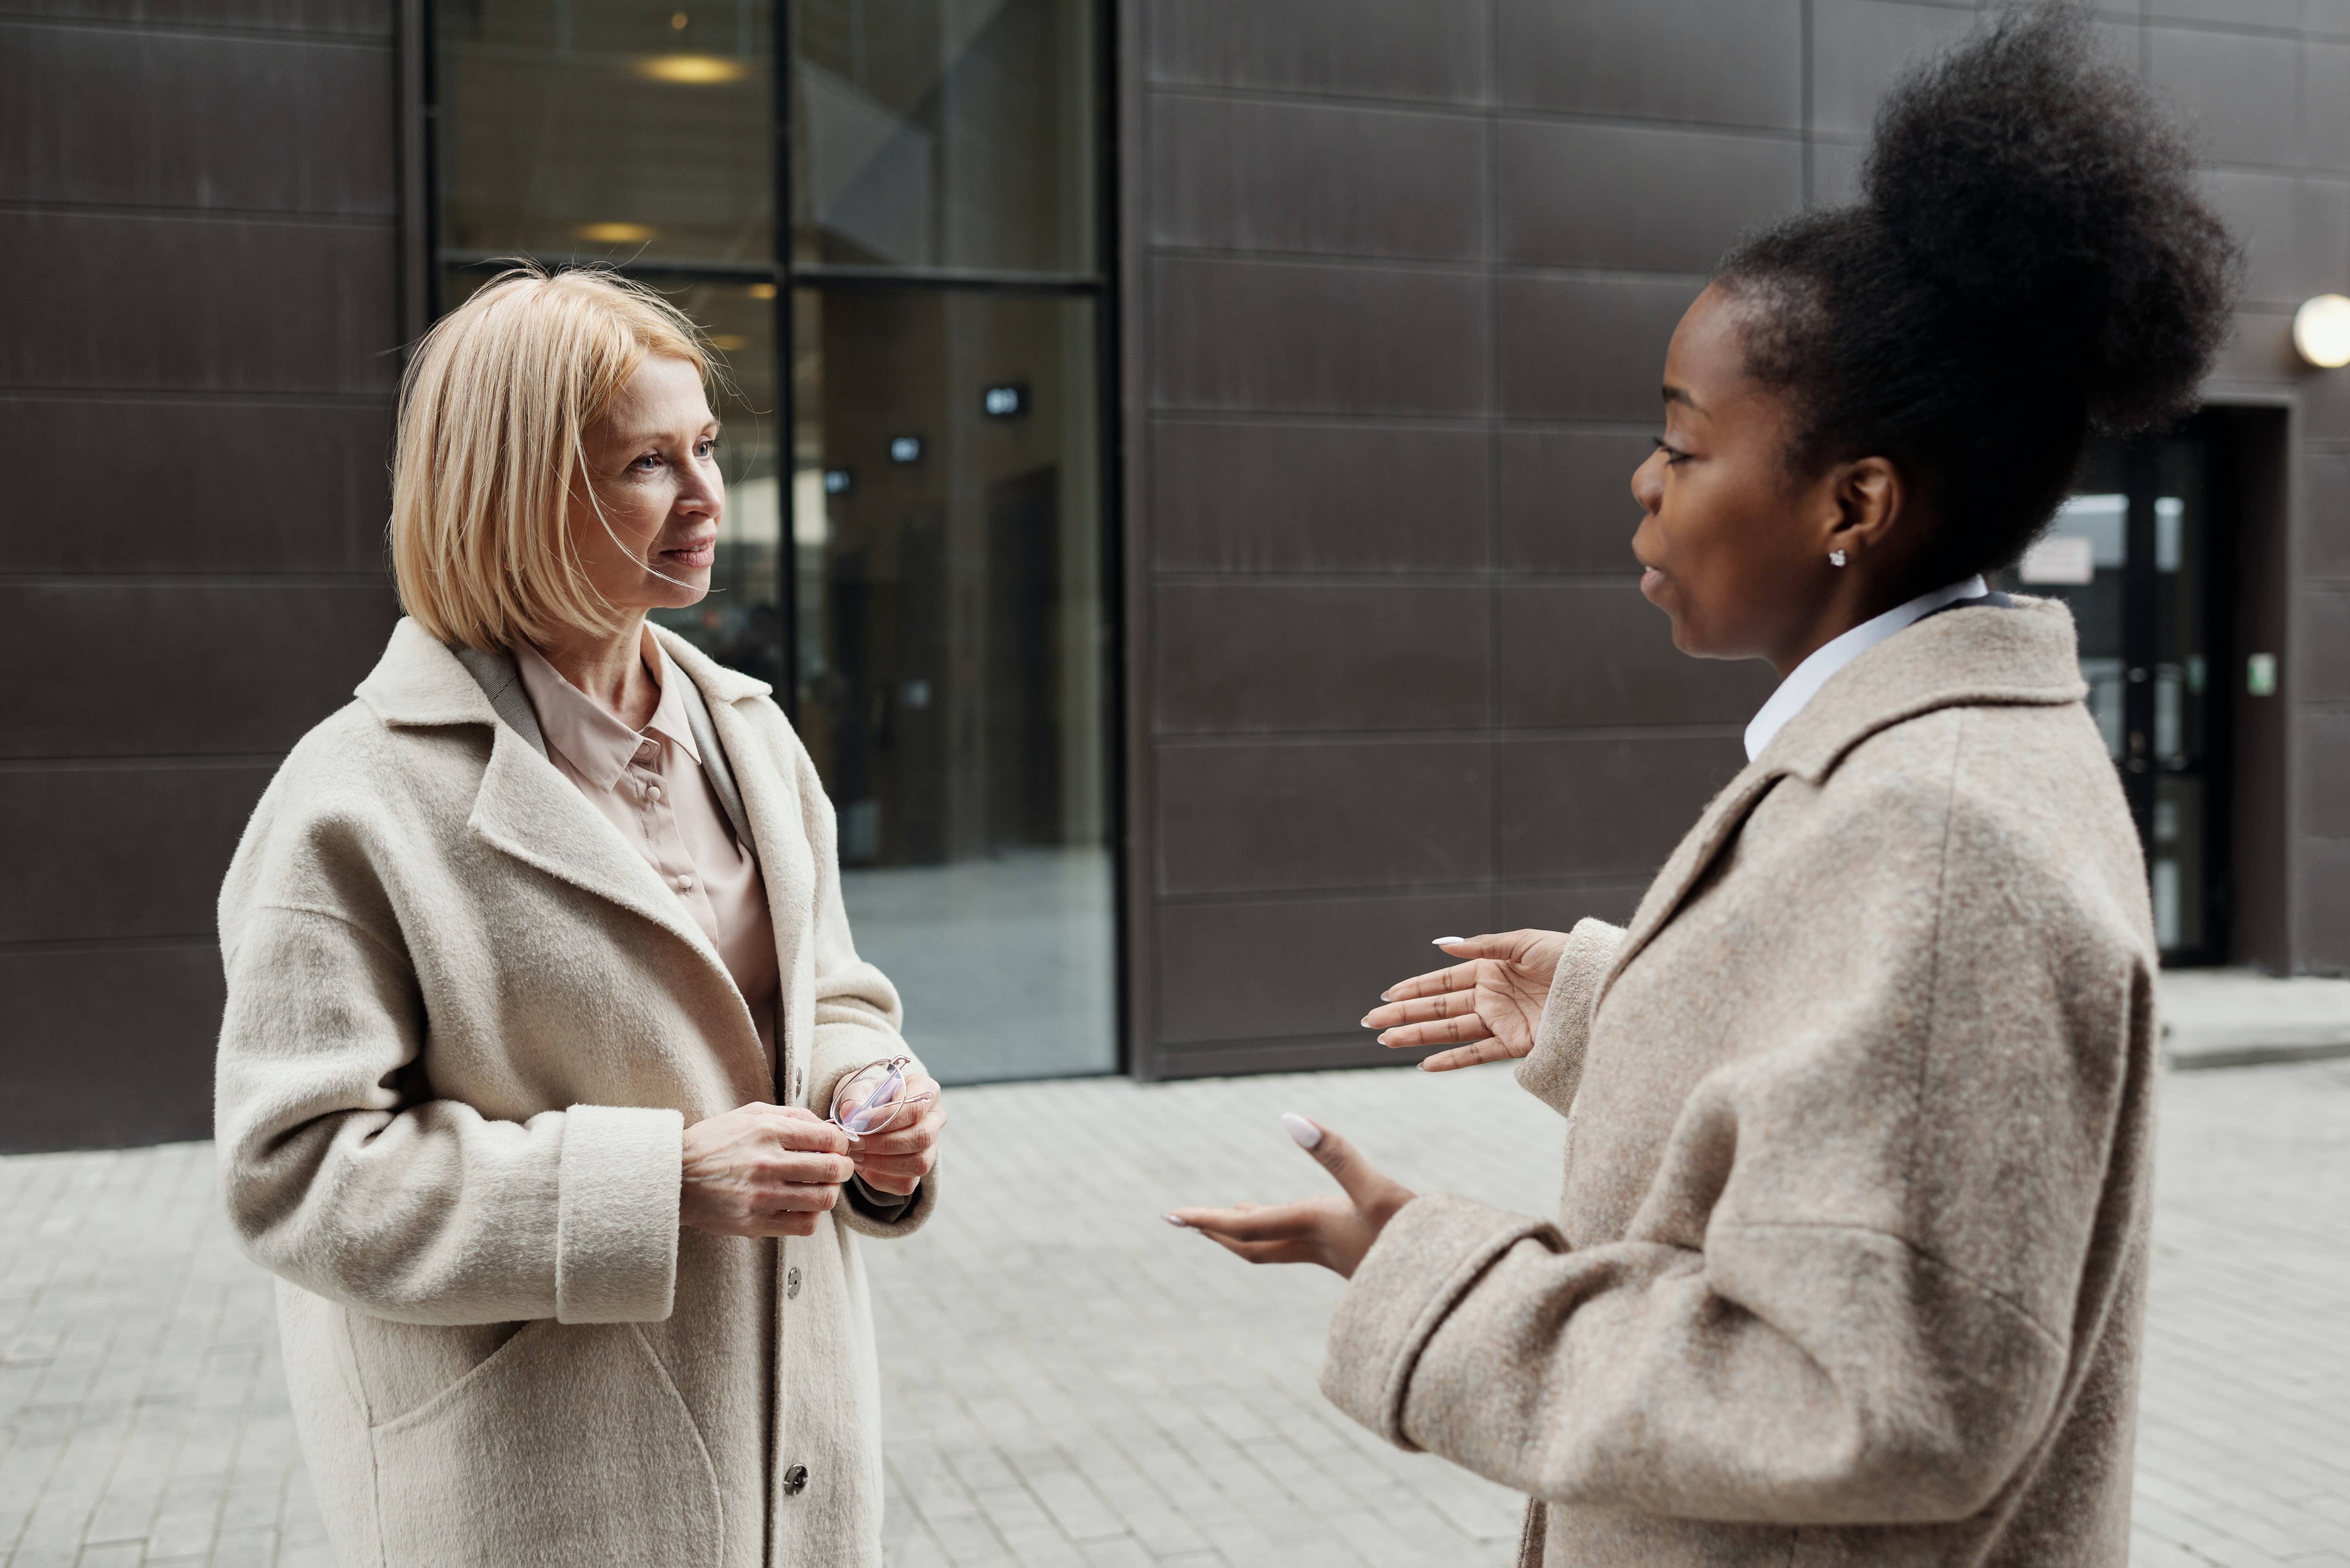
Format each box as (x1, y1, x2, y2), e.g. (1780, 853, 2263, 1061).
(2020, 534, 2097, 585)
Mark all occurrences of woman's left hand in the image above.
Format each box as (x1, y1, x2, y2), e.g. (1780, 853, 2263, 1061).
(846, 1072, 945, 1196)
(1167, 1117, 1416, 1279)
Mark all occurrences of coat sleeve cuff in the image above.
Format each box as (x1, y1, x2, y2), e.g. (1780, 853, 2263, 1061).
(839, 1164, 939, 1239)
(1320, 1193, 1557, 1450)
(1515, 918, 1627, 1116)
(554, 1104, 684, 1324)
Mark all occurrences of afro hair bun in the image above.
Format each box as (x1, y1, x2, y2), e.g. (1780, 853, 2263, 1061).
(1863, 4, 2239, 435)
(1716, 2, 2242, 583)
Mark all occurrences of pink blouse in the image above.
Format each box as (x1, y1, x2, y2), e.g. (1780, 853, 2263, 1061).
(514, 633, 781, 1079)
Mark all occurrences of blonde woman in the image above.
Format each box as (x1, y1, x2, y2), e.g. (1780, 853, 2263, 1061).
(215, 265, 945, 1568)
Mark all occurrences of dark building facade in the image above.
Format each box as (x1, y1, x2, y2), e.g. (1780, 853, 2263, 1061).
(8, 0, 2349, 1151)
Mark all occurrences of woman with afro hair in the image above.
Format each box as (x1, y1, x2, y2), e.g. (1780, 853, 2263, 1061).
(1171, 7, 2239, 1564)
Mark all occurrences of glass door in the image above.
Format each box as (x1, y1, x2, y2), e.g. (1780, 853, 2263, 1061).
(2011, 436, 2227, 962)
(432, 0, 1119, 1081)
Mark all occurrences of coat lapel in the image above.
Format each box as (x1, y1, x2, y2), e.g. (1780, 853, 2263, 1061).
(1590, 598, 2090, 1017)
(651, 628, 820, 1097)
(357, 618, 733, 988)
(1595, 760, 1787, 1013)
(465, 721, 731, 977)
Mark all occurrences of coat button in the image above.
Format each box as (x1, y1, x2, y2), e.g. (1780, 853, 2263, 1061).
(782, 1463, 809, 1496)
(786, 1266, 801, 1299)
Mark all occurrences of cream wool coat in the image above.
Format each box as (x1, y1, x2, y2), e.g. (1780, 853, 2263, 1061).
(1323, 599, 2159, 1567)
(215, 618, 935, 1568)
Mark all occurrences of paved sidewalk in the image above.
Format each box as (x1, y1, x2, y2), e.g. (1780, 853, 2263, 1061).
(4, 1059, 2346, 1567)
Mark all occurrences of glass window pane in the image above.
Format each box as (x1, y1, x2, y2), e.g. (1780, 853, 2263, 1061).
(438, 0, 773, 267)
(436, 267, 786, 685)
(793, 286, 1112, 1081)
(788, 0, 1097, 273)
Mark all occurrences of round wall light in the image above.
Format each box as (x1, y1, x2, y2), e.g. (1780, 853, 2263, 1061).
(2293, 294, 2350, 368)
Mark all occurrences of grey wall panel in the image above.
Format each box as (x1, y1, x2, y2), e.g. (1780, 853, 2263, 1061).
(2301, 711, 2350, 839)
(2306, 40, 2350, 172)
(1152, 583, 1488, 733)
(1151, 257, 1488, 416)
(2209, 309, 2299, 386)
(1493, 879, 1647, 931)
(2198, 171, 2350, 307)
(3, 581, 397, 757)
(0, 399, 391, 573)
(1499, 119, 1802, 273)
(1495, 428, 1653, 575)
(0, 944, 224, 1152)
(0, 763, 275, 943)
(0, 22, 396, 212)
(1809, 0, 1979, 140)
(1494, 0, 1803, 130)
(1152, 420, 1487, 573)
(1144, 0, 1485, 103)
(0, 212, 399, 394)
(1811, 139, 1867, 207)
(2301, 836, 2350, 972)
(1156, 739, 1491, 895)
(2305, 450, 2350, 577)
(1495, 581, 1777, 728)
(2, 0, 390, 35)
(2303, 586, 2350, 702)
(1496, 732, 1746, 879)
(1498, 273, 1700, 423)
(2301, 351, 2350, 444)
(1148, 95, 1485, 261)
(1154, 890, 1492, 1045)
(2148, 25, 2300, 170)
(2148, 0, 2303, 30)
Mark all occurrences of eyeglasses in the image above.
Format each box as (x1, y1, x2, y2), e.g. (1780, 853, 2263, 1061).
(828, 1056, 936, 1139)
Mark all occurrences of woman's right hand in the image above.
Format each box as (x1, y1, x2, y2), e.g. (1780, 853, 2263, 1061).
(679, 1103, 854, 1238)
(1362, 930, 1572, 1072)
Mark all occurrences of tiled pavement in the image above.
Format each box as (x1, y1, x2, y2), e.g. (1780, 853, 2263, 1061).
(3, 1059, 2346, 1568)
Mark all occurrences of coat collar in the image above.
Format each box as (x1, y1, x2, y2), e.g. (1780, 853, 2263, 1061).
(1597, 596, 2089, 1013)
(354, 617, 773, 729)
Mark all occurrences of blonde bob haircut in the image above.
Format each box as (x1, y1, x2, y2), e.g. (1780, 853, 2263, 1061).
(391, 263, 713, 652)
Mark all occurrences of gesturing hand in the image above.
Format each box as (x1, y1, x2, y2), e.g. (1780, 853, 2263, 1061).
(845, 1072, 945, 1197)
(1361, 929, 1572, 1072)
(1166, 1116, 1416, 1279)
(680, 1103, 854, 1238)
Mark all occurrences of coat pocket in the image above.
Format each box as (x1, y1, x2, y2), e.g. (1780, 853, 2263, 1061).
(370, 1322, 723, 1568)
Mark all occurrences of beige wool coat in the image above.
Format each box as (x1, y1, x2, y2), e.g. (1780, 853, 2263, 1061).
(215, 618, 935, 1568)
(1324, 599, 2159, 1566)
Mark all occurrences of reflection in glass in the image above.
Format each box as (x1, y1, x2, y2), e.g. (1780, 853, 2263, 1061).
(438, 0, 773, 266)
(794, 286, 1111, 1082)
(436, 268, 786, 686)
(788, 0, 1097, 273)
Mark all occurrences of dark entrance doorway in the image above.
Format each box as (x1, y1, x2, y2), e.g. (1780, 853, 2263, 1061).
(2009, 425, 2232, 964)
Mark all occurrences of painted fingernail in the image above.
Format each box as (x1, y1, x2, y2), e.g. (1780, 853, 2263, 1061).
(1376, 1030, 1394, 1045)
(1432, 936, 1465, 946)
(1280, 1113, 1322, 1150)
(1379, 989, 1394, 1001)
(1359, 1014, 1376, 1027)
(1162, 1213, 1190, 1228)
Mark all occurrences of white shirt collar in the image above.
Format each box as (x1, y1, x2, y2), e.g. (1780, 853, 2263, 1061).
(1742, 576, 1990, 762)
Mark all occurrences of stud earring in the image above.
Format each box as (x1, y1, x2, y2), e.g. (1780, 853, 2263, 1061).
(1828, 549, 1848, 567)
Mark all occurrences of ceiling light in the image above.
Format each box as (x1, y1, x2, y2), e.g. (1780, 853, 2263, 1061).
(2293, 294, 2350, 368)
(577, 221, 655, 244)
(638, 54, 748, 85)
